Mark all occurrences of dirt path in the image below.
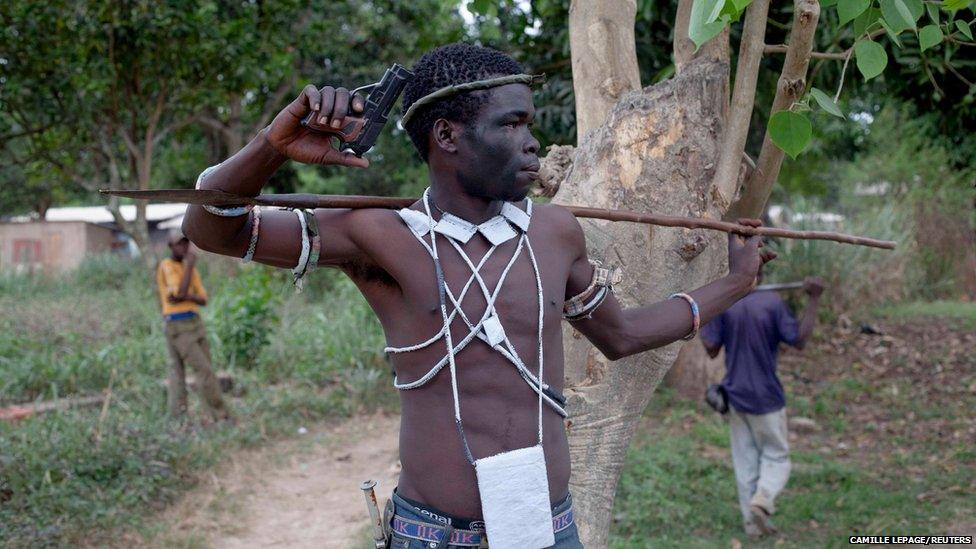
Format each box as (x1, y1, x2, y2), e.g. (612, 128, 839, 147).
(157, 413, 401, 549)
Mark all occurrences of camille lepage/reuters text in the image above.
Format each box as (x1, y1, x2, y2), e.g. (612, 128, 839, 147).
(849, 535, 973, 545)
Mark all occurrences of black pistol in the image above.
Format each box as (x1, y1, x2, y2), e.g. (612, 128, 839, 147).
(301, 63, 415, 157)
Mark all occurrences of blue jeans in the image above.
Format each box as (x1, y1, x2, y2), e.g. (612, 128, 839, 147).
(387, 490, 583, 548)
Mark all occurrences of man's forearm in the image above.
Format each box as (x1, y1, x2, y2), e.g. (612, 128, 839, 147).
(611, 274, 753, 357)
(176, 256, 196, 297)
(183, 130, 288, 253)
(198, 129, 287, 196)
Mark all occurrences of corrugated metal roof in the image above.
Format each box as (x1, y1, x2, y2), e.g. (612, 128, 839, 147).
(42, 203, 187, 224)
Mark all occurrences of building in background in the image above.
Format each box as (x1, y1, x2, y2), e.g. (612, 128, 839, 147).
(0, 203, 186, 273)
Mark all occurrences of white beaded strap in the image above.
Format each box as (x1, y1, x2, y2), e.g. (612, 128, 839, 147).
(292, 209, 311, 288)
(423, 191, 546, 456)
(387, 190, 564, 420)
(392, 235, 525, 390)
(195, 164, 254, 217)
(384, 242, 498, 354)
(242, 207, 261, 263)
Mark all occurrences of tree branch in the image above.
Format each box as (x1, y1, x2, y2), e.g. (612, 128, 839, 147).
(711, 0, 772, 210)
(765, 27, 887, 62)
(254, 73, 298, 133)
(197, 115, 228, 133)
(674, 0, 730, 73)
(764, 44, 847, 59)
(731, 0, 821, 220)
(154, 114, 198, 147)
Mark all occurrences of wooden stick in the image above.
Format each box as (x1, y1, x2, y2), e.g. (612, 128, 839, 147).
(100, 189, 897, 250)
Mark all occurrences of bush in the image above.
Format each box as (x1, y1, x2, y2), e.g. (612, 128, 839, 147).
(72, 253, 148, 291)
(764, 199, 914, 315)
(208, 265, 282, 369)
(0, 259, 394, 546)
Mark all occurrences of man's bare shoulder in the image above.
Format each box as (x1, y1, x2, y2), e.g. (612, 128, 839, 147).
(532, 202, 585, 246)
(333, 206, 408, 240)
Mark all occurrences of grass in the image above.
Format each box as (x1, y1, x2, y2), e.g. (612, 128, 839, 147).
(876, 300, 976, 328)
(609, 306, 976, 547)
(609, 390, 972, 548)
(3, 254, 973, 546)
(0, 255, 392, 547)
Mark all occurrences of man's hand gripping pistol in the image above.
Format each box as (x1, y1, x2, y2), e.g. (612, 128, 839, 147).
(301, 63, 415, 156)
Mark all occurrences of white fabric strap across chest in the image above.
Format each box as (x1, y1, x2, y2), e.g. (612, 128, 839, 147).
(388, 191, 567, 419)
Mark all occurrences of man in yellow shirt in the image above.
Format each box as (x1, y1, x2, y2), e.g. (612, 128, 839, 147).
(156, 232, 230, 422)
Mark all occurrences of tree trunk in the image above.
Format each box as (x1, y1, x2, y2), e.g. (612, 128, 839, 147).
(553, 56, 731, 546)
(662, 335, 725, 399)
(567, 0, 641, 142)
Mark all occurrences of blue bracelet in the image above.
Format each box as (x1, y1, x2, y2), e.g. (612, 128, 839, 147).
(669, 292, 700, 341)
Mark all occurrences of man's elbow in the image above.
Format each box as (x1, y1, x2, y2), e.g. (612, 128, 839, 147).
(182, 212, 225, 255)
(597, 337, 647, 361)
(601, 345, 626, 361)
(591, 337, 630, 361)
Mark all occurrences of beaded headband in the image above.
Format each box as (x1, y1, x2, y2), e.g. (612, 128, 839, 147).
(400, 73, 546, 127)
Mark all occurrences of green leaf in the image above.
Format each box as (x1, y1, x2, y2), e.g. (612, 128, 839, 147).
(732, 0, 754, 11)
(838, 0, 871, 26)
(904, 0, 925, 20)
(880, 17, 904, 47)
(853, 8, 882, 36)
(810, 87, 845, 118)
(821, 0, 839, 6)
(720, 0, 746, 22)
(689, 0, 728, 50)
(956, 20, 974, 40)
(705, 0, 726, 23)
(942, 0, 970, 10)
(768, 111, 812, 159)
(855, 39, 888, 79)
(880, 0, 918, 32)
(925, 2, 939, 24)
(918, 24, 944, 51)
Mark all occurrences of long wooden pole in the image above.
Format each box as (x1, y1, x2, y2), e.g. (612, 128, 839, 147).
(100, 189, 897, 250)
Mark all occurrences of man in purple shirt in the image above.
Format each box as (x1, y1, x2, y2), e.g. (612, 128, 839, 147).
(701, 274, 824, 538)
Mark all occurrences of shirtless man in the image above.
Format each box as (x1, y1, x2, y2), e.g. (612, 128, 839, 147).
(184, 43, 774, 548)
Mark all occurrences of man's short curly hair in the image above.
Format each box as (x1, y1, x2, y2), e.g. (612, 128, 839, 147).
(402, 43, 523, 162)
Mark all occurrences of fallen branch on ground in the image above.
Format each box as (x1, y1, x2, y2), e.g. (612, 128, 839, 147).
(0, 395, 106, 422)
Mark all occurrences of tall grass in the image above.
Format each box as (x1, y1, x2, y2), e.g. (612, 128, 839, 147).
(764, 200, 917, 315)
(0, 254, 391, 546)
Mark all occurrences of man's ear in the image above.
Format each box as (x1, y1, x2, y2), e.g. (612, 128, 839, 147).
(431, 118, 460, 154)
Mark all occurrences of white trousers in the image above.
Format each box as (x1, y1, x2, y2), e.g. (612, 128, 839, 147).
(729, 407, 791, 525)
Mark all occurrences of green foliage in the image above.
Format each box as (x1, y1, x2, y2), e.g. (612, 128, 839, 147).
(0, 261, 391, 546)
(809, 87, 845, 118)
(918, 24, 945, 51)
(855, 39, 888, 80)
(955, 19, 974, 39)
(879, 0, 923, 33)
(768, 111, 812, 159)
(772, 104, 975, 302)
(876, 300, 976, 328)
(764, 200, 914, 313)
(608, 388, 964, 547)
(209, 266, 281, 369)
(689, 0, 729, 50)
(839, 0, 872, 26)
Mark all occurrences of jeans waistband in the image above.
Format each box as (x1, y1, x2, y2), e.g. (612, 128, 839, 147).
(163, 311, 198, 322)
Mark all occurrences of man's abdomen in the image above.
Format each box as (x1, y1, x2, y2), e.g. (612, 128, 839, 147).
(394, 362, 571, 520)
